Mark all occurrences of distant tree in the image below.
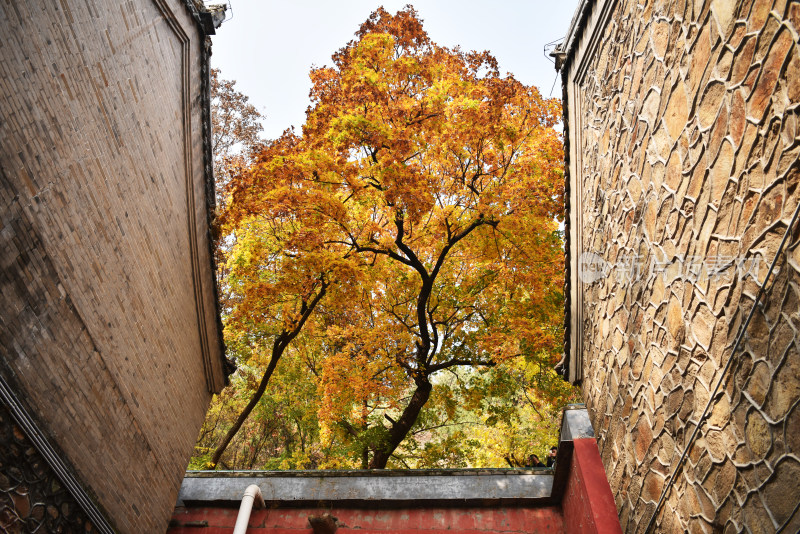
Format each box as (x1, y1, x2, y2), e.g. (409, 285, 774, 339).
(210, 68, 264, 208)
(223, 7, 568, 469)
(209, 68, 267, 318)
(192, 334, 325, 470)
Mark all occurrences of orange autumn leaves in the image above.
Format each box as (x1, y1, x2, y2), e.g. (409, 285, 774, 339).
(215, 6, 568, 468)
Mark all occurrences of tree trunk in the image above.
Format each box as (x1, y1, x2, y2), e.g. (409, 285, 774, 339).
(210, 281, 328, 469)
(369, 380, 432, 469)
(209, 345, 283, 468)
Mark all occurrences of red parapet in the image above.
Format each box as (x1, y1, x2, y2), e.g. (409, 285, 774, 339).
(562, 438, 622, 534)
(169, 505, 565, 533)
(167, 406, 622, 533)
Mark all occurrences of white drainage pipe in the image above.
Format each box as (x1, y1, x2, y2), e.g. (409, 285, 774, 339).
(232, 484, 265, 534)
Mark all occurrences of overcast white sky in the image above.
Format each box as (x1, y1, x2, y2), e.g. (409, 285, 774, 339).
(209, 1, 580, 140)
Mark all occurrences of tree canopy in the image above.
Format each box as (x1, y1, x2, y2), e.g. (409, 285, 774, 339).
(196, 7, 577, 471)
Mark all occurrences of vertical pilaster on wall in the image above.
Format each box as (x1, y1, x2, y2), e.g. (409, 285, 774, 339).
(180, 0, 231, 393)
(557, 0, 620, 385)
(554, 405, 622, 534)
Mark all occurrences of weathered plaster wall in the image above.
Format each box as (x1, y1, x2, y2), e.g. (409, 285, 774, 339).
(0, 0, 225, 531)
(563, 0, 800, 531)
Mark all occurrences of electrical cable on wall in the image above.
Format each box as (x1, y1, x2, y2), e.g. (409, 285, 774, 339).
(643, 197, 800, 533)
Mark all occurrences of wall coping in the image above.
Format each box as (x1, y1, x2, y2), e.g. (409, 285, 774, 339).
(176, 406, 601, 509)
(177, 470, 554, 507)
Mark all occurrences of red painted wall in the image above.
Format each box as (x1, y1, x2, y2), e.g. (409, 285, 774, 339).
(168, 413, 623, 534)
(562, 439, 622, 534)
(169, 505, 565, 533)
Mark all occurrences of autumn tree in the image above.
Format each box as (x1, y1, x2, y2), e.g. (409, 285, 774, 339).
(208, 133, 365, 468)
(457, 356, 581, 468)
(193, 334, 325, 469)
(210, 68, 265, 207)
(194, 70, 274, 469)
(223, 7, 567, 469)
(208, 68, 268, 321)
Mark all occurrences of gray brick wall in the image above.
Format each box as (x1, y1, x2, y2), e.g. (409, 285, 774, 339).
(0, 0, 225, 531)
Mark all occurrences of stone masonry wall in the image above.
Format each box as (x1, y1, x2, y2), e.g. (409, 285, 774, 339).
(568, 0, 800, 532)
(0, 403, 96, 533)
(0, 0, 224, 532)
